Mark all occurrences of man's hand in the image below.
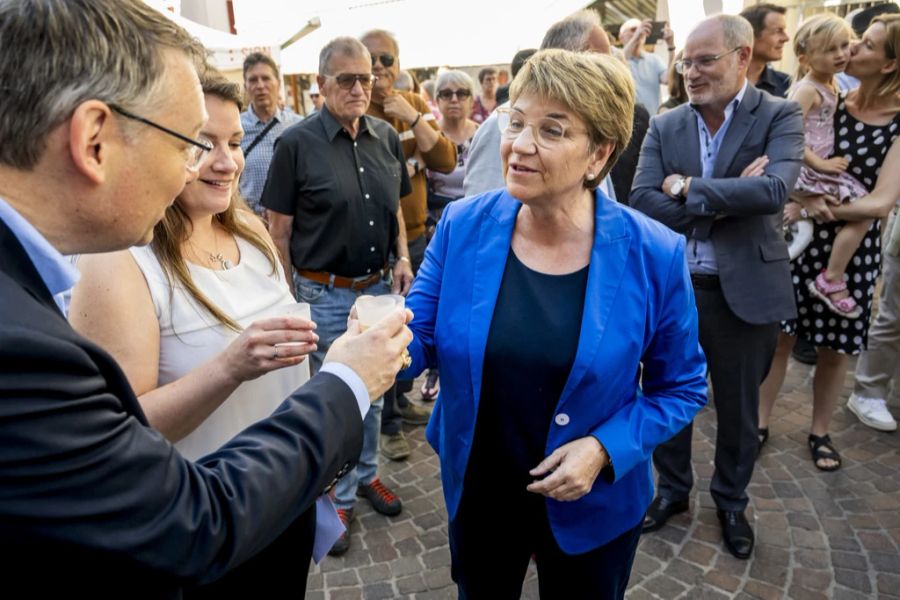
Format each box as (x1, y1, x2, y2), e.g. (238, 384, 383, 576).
(662, 173, 687, 199)
(526, 436, 609, 502)
(740, 155, 769, 177)
(392, 259, 414, 295)
(382, 94, 419, 125)
(324, 309, 413, 401)
(663, 23, 674, 47)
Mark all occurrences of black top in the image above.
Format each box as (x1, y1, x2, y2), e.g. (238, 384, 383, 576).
(755, 65, 791, 99)
(469, 251, 588, 488)
(261, 105, 412, 277)
(610, 102, 650, 206)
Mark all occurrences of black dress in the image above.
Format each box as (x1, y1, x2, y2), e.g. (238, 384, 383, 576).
(784, 92, 900, 354)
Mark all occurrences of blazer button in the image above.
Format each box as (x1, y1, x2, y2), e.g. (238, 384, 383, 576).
(555, 413, 570, 426)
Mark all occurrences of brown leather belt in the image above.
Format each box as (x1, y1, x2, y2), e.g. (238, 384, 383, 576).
(297, 265, 387, 290)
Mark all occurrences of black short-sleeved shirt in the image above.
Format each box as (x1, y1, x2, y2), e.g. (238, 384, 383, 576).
(756, 65, 791, 99)
(261, 105, 412, 277)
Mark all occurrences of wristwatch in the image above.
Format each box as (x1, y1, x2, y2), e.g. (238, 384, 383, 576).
(670, 176, 687, 198)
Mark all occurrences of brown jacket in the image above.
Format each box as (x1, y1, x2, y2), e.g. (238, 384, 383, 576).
(368, 91, 457, 241)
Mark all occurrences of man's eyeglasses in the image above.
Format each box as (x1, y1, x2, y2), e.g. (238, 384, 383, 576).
(437, 89, 472, 101)
(371, 52, 395, 68)
(110, 105, 212, 170)
(328, 73, 378, 90)
(496, 107, 584, 149)
(674, 47, 742, 74)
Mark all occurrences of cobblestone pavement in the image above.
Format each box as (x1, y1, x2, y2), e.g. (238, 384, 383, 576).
(307, 359, 900, 599)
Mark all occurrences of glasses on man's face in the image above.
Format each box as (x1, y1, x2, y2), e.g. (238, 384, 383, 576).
(370, 52, 395, 68)
(675, 47, 742, 74)
(437, 89, 472, 101)
(329, 73, 378, 91)
(496, 107, 583, 149)
(110, 105, 212, 170)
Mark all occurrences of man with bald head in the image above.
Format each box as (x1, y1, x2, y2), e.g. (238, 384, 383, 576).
(631, 14, 803, 560)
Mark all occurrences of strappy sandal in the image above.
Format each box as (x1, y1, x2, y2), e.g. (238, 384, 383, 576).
(808, 433, 842, 471)
(420, 369, 440, 402)
(808, 270, 862, 319)
(757, 427, 769, 456)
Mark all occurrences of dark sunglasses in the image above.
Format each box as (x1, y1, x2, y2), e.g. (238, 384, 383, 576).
(370, 52, 395, 68)
(329, 73, 378, 90)
(437, 89, 472, 101)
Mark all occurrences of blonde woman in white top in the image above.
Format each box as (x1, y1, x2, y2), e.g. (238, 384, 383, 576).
(70, 72, 320, 598)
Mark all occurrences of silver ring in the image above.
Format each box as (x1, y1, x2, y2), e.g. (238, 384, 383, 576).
(800, 208, 809, 219)
(273, 346, 279, 359)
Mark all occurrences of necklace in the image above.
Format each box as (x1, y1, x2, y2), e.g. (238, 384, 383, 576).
(188, 228, 234, 270)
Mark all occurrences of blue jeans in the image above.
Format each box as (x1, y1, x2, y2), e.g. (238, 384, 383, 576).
(294, 272, 391, 510)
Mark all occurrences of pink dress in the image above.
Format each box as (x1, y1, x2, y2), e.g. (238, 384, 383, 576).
(791, 79, 868, 202)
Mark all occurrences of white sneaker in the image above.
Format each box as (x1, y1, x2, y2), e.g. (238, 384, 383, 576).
(847, 394, 898, 432)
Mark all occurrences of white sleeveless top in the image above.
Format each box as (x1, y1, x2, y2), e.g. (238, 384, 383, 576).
(130, 235, 309, 461)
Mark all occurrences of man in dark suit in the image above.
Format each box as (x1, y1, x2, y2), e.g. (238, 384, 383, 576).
(631, 14, 803, 560)
(0, 1, 411, 595)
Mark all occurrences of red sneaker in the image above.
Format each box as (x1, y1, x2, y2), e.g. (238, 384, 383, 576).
(357, 478, 402, 516)
(328, 508, 353, 556)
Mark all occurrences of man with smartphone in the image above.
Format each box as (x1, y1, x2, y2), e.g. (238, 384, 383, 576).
(619, 18, 677, 114)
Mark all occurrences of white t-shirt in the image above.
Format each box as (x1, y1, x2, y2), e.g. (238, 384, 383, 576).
(628, 52, 667, 115)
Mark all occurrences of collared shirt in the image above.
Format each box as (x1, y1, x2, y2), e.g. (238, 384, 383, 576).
(627, 52, 667, 115)
(755, 64, 791, 99)
(239, 105, 302, 214)
(0, 197, 79, 314)
(687, 80, 749, 274)
(261, 105, 411, 277)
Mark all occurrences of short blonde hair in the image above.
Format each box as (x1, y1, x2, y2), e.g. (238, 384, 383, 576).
(794, 13, 854, 81)
(509, 48, 634, 186)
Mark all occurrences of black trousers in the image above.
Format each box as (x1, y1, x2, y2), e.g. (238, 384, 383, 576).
(382, 233, 428, 435)
(653, 281, 779, 511)
(449, 484, 642, 599)
(183, 505, 316, 599)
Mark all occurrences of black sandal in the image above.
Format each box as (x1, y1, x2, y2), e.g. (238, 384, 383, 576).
(757, 427, 769, 456)
(808, 433, 842, 471)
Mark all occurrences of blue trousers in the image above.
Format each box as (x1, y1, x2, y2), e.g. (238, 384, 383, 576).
(294, 272, 390, 510)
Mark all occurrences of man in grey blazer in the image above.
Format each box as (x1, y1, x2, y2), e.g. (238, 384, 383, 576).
(631, 14, 803, 560)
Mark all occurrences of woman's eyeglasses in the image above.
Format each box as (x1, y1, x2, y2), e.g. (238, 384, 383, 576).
(329, 73, 378, 90)
(371, 52, 395, 68)
(437, 89, 472, 101)
(496, 107, 585, 149)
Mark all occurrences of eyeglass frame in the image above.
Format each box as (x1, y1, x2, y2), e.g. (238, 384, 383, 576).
(495, 107, 588, 149)
(109, 104, 212, 170)
(370, 52, 395, 68)
(325, 73, 378, 91)
(674, 47, 743, 74)
(436, 89, 473, 101)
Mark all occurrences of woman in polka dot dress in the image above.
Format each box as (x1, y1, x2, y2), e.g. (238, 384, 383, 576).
(759, 15, 900, 472)
(790, 14, 870, 319)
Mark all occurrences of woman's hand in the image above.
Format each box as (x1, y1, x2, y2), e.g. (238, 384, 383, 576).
(221, 316, 318, 384)
(796, 194, 836, 223)
(526, 436, 609, 501)
(783, 201, 803, 225)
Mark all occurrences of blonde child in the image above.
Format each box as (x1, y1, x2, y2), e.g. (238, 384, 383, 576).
(790, 14, 870, 319)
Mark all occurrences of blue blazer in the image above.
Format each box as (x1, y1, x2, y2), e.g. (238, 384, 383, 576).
(404, 188, 708, 554)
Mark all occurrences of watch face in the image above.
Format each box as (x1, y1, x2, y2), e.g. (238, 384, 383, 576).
(672, 179, 683, 195)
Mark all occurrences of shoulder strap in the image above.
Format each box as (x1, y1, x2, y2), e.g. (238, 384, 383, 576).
(244, 119, 278, 157)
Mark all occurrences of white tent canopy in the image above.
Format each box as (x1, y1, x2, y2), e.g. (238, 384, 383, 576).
(231, 0, 592, 74)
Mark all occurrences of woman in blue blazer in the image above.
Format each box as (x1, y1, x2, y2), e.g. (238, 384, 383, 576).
(402, 50, 708, 599)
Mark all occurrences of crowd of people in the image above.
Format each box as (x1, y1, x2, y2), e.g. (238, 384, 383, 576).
(1, 0, 899, 598)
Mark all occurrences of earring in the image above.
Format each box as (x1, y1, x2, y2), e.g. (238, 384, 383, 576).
(586, 173, 595, 180)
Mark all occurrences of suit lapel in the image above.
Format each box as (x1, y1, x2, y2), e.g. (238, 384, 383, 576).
(675, 108, 703, 177)
(468, 192, 518, 405)
(713, 84, 760, 178)
(557, 191, 632, 409)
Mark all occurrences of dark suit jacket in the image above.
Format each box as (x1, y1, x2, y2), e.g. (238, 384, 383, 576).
(0, 219, 362, 597)
(610, 102, 651, 205)
(630, 84, 804, 325)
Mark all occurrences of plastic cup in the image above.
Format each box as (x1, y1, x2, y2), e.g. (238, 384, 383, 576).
(356, 295, 403, 331)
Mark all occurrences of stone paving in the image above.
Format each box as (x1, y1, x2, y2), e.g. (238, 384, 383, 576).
(306, 360, 900, 599)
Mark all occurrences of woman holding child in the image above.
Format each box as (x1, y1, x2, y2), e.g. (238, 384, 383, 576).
(759, 14, 900, 471)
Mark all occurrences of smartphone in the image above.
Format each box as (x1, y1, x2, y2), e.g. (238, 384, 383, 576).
(645, 21, 667, 45)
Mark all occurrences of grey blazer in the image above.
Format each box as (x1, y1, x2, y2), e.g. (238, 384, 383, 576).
(631, 84, 805, 325)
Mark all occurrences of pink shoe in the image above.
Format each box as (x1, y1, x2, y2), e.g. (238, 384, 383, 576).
(808, 271, 862, 319)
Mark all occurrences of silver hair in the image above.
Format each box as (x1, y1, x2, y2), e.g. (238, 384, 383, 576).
(0, 0, 206, 170)
(395, 71, 413, 91)
(318, 37, 371, 76)
(705, 14, 755, 49)
(540, 9, 602, 51)
(360, 29, 400, 56)
(435, 70, 476, 94)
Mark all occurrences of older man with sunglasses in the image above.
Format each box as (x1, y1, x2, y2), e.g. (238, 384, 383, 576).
(361, 29, 457, 462)
(263, 37, 414, 556)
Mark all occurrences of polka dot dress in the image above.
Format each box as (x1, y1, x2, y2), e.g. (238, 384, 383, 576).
(783, 92, 900, 354)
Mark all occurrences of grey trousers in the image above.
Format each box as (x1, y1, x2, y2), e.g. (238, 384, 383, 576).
(854, 250, 900, 403)
(653, 281, 779, 512)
